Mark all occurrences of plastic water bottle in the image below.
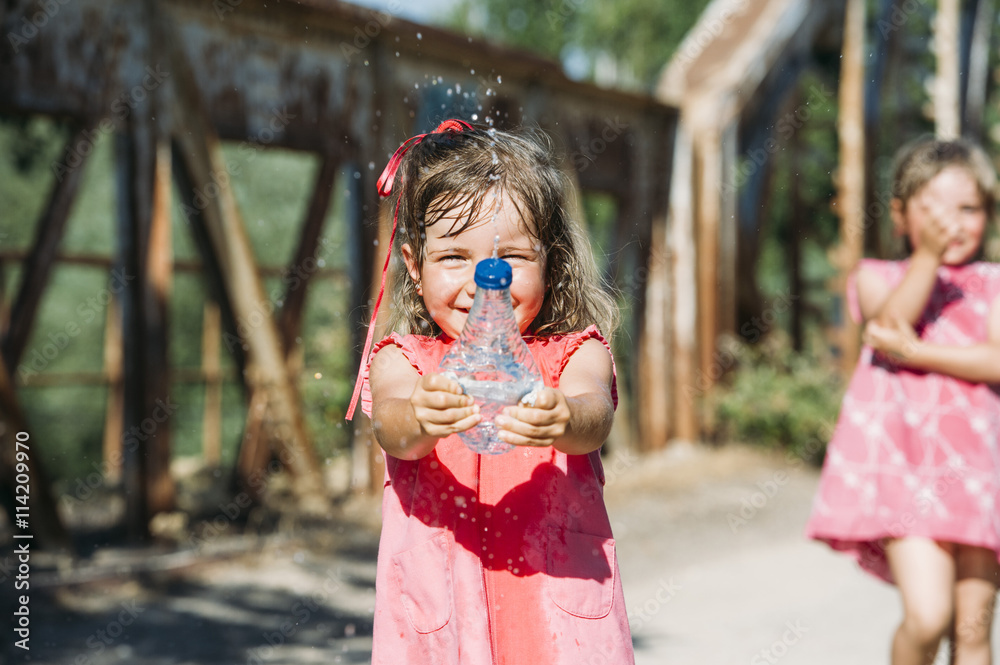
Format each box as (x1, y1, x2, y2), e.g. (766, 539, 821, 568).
(438, 258, 544, 455)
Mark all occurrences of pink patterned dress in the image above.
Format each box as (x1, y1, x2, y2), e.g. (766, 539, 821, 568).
(360, 325, 634, 665)
(806, 259, 1000, 582)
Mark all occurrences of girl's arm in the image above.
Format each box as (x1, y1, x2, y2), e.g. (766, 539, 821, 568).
(856, 197, 956, 325)
(368, 345, 480, 460)
(864, 293, 1000, 384)
(497, 338, 615, 456)
(856, 252, 941, 326)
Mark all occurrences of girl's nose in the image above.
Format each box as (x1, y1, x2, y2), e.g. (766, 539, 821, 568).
(463, 275, 477, 298)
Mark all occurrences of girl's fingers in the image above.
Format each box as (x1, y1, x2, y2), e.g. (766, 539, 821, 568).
(420, 373, 466, 395)
(416, 404, 479, 425)
(495, 413, 564, 446)
(452, 412, 482, 433)
(498, 427, 556, 447)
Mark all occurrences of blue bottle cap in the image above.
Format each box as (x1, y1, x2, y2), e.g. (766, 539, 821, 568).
(474, 258, 512, 289)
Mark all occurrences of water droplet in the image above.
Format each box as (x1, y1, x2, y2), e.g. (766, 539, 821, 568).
(416, 32, 422, 39)
(471, 113, 478, 120)
(314, 372, 323, 379)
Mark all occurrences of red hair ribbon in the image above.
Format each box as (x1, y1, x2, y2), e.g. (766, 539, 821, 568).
(346, 119, 474, 421)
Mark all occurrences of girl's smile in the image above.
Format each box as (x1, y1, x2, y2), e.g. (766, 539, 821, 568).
(401, 192, 547, 340)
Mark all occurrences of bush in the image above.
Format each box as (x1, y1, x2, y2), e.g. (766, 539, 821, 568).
(708, 332, 843, 465)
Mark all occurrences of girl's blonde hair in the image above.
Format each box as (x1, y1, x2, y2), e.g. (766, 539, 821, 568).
(387, 123, 619, 338)
(891, 136, 996, 216)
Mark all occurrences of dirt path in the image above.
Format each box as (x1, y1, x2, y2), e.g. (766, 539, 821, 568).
(3, 443, 996, 664)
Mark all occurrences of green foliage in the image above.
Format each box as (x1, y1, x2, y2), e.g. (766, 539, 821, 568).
(709, 333, 842, 465)
(0, 114, 357, 487)
(449, 0, 711, 90)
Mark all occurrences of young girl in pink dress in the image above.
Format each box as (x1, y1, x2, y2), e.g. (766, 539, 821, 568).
(806, 137, 1000, 665)
(347, 120, 633, 664)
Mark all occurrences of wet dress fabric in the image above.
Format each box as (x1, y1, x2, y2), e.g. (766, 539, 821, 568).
(361, 325, 634, 664)
(806, 259, 1000, 582)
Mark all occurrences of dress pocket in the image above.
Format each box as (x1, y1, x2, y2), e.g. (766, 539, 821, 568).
(391, 532, 453, 633)
(546, 531, 616, 619)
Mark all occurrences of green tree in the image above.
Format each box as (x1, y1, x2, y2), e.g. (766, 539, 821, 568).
(449, 0, 711, 91)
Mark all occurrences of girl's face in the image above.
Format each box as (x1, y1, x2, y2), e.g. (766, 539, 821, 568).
(401, 192, 547, 339)
(892, 165, 987, 265)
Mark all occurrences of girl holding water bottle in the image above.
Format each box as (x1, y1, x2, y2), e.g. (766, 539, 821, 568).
(347, 120, 633, 664)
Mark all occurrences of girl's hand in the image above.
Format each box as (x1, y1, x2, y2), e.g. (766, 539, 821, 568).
(913, 198, 960, 260)
(410, 373, 481, 438)
(864, 317, 921, 363)
(495, 388, 571, 448)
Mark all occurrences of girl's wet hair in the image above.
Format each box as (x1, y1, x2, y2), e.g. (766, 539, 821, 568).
(388, 124, 618, 337)
(891, 136, 996, 216)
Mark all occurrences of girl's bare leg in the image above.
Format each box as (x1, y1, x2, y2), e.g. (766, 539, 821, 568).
(951, 545, 999, 665)
(886, 537, 956, 665)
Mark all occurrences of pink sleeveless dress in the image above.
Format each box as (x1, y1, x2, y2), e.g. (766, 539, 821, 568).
(806, 259, 1000, 582)
(360, 325, 634, 665)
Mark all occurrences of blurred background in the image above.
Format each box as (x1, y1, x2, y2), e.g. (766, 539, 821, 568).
(1, 0, 999, 663)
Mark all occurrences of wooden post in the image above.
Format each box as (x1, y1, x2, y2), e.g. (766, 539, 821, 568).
(695, 128, 723, 393)
(102, 297, 123, 483)
(1, 121, 94, 372)
(145, 139, 175, 515)
(934, 0, 961, 138)
(963, 0, 994, 138)
(639, 212, 671, 449)
(669, 126, 700, 441)
(836, 0, 867, 374)
(163, 14, 323, 502)
(718, 119, 739, 339)
(115, 122, 151, 540)
(202, 301, 222, 466)
(789, 108, 804, 352)
(278, 151, 339, 356)
(0, 344, 70, 550)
